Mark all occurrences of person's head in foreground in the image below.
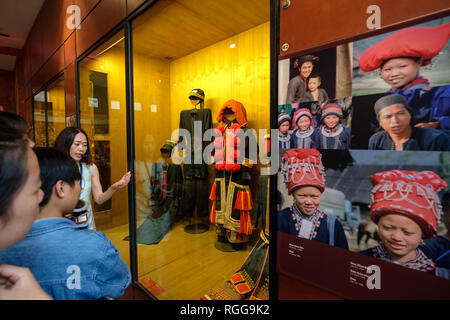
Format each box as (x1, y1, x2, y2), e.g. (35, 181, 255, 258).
(34, 147, 82, 220)
(0, 138, 43, 250)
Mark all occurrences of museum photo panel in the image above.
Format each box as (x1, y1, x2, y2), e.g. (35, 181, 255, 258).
(276, 13, 450, 300)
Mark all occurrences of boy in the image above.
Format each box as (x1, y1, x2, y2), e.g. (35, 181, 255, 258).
(0, 148, 131, 299)
(278, 113, 292, 149)
(314, 103, 351, 149)
(302, 74, 329, 107)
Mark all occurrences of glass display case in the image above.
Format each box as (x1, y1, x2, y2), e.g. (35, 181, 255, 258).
(75, 0, 271, 300)
(130, 0, 270, 300)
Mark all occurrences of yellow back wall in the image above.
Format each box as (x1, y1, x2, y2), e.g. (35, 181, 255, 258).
(169, 22, 270, 132)
(72, 20, 270, 229)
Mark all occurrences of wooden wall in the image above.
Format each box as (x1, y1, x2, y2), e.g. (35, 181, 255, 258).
(16, 0, 147, 122)
(0, 70, 16, 113)
(279, 0, 450, 58)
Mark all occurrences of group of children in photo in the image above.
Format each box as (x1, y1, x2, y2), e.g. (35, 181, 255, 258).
(278, 102, 351, 150)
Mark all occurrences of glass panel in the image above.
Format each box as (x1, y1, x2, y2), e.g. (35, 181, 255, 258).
(132, 0, 270, 300)
(78, 30, 130, 267)
(33, 91, 47, 147)
(46, 74, 66, 146)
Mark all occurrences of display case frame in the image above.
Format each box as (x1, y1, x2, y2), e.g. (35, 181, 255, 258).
(73, 0, 277, 300)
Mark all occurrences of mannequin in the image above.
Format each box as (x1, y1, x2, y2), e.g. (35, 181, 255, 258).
(178, 89, 212, 233)
(209, 99, 256, 250)
(188, 88, 205, 109)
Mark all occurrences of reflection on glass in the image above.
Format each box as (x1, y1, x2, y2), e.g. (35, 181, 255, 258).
(78, 30, 129, 238)
(33, 91, 47, 147)
(93, 140, 112, 212)
(46, 74, 66, 146)
(89, 71, 109, 135)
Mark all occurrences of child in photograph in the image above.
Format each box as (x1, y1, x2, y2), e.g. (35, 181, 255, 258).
(314, 103, 351, 149)
(290, 108, 316, 149)
(302, 74, 329, 106)
(0, 148, 131, 299)
(278, 113, 292, 149)
(278, 149, 349, 249)
(359, 22, 450, 132)
(360, 169, 448, 278)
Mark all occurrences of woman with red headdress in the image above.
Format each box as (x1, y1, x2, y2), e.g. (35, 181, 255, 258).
(359, 22, 450, 132)
(277, 149, 349, 249)
(359, 170, 447, 276)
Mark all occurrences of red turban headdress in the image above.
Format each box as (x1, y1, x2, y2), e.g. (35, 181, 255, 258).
(359, 23, 450, 72)
(281, 148, 325, 194)
(369, 170, 447, 239)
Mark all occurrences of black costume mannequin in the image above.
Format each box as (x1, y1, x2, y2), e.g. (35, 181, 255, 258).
(178, 89, 212, 234)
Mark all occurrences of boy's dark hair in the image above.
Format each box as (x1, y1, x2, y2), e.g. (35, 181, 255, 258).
(35, 147, 81, 207)
(0, 111, 31, 142)
(308, 74, 322, 82)
(54, 127, 92, 164)
(0, 139, 29, 218)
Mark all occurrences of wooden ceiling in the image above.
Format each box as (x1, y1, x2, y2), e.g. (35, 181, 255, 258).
(129, 0, 270, 60)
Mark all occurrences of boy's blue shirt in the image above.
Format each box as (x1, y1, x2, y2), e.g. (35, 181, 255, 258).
(0, 218, 131, 300)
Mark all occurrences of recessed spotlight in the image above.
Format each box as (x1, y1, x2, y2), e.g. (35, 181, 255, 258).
(230, 43, 236, 49)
